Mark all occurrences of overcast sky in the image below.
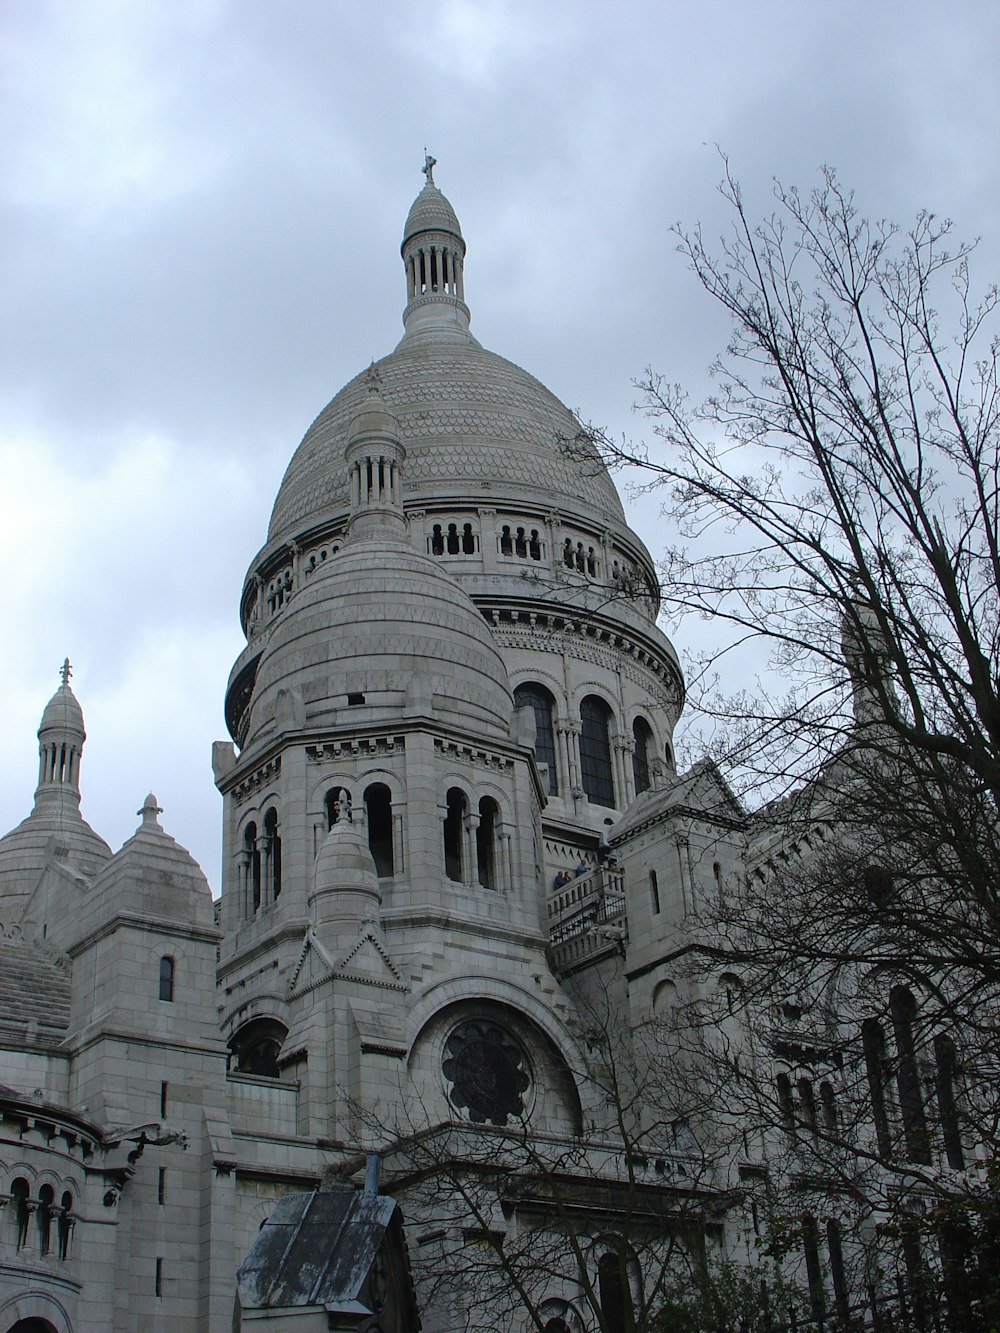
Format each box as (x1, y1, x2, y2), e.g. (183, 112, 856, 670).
(2, 0, 998, 890)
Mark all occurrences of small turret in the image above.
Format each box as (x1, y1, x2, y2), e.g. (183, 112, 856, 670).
(344, 366, 407, 543)
(35, 659, 86, 812)
(309, 814, 382, 953)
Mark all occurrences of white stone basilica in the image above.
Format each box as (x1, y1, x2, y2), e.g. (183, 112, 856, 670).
(0, 165, 747, 1332)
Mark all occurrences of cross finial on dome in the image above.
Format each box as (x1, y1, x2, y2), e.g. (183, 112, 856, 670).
(366, 361, 383, 396)
(60, 658, 72, 688)
(422, 151, 437, 187)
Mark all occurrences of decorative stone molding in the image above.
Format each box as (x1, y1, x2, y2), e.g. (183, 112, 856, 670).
(434, 737, 513, 773)
(305, 736, 403, 762)
(233, 756, 282, 803)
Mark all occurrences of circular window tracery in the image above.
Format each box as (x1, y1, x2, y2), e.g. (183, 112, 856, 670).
(442, 1021, 531, 1125)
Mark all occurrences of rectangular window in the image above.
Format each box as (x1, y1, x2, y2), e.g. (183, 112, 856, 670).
(155, 1257, 163, 1297)
(158, 1168, 166, 1205)
(160, 1081, 168, 1117)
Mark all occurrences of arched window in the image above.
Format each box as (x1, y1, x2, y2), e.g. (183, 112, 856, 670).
(499, 525, 513, 556)
(431, 524, 444, 555)
(934, 1034, 964, 1168)
(798, 1077, 818, 1137)
(776, 1073, 795, 1134)
(11, 1178, 29, 1249)
(229, 1017, 288, 1079)
(263, 806, 281, 901)
(801, 1214, 825, 1321)
(515, 527, 528, 557)
(446, 522, 460, 554)
(632, 717, 653, 794)
(827, 1219, 849, 1320)
(37, 1184, 54, 1255)
(528, 529, 542, 560)
(514, 683, 558, 795)
(365, 783, 395, 877)
(443, 788, 467, 882)
(890, 987, 931, 1164)
(862, 1017, 892, 1158)
(244, 821, 261, 913)
(326, 787, 350, 828)
(597, 1250, 630, 1333)
(159, 956, 175, 1002)
(476, 797, 500, 891)
(580, 696, 615, 806)
(820, 1081, 838, 1134)
(58, 1191, 73, 1259)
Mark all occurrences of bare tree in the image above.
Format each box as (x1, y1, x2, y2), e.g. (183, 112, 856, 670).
(578, 163, 1000, 1325)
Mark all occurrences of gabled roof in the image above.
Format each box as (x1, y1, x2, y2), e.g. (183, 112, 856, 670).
(237, 1188, 397, 1313)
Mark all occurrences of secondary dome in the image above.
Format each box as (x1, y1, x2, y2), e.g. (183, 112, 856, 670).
(247, 533, 513, 747)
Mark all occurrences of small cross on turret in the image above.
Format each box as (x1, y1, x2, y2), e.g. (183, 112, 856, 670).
(422, 151, 437, 187)
(60, 658, 73, 688)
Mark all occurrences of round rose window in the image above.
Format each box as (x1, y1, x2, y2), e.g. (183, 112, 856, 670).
(442, 1021, 531, 1125)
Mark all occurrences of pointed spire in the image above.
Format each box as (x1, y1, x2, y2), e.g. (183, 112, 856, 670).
(400, 158, 471, 339)
(35, 660, 86, 808)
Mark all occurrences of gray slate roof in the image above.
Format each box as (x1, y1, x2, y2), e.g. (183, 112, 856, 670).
(237, 1188, 397, 1314)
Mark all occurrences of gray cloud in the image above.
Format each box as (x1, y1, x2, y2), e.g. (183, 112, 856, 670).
(3, 0, 998, 886)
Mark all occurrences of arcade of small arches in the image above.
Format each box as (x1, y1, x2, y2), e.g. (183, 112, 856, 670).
(241, 509, 657, 637)
(4, 1176, 75, 1264)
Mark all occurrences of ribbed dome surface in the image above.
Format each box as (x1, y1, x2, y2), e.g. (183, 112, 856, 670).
(267, 338, 626, 547)
(248, 534, 513, 744)
(402, 182, 463, 246)
(39, 682, 85, 738)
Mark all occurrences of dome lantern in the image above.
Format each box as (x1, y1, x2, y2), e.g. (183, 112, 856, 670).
(35, 658, 86, 809)
(400, 155, 471, 339)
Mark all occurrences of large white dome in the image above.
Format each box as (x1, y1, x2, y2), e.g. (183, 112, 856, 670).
(266, 335, 625, 548)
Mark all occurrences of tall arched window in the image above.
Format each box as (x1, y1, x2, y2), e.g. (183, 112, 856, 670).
(890, 987, 931, 1164)
(443, 788, 467, 883)
(159, 956, 175, 1002)
(476, 797, 500, 891)
(58, 1191, 73, 1259)
(580, 696, 615, 807)
(801, 1214, 825, 1322)
(263, 806, 281, 901)
(514, 683, 558, 795)
(365, 783, 395, 877)
(244, 821, 261, 912)
(934, 1034, 964, 1168)
(11, 1178, 29, 1249)
(862, 1018, 892, 1158)
(597, 1250, 630, 1333)
(37, 1184, 54, 1256)
(632, 717, 653, 794)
